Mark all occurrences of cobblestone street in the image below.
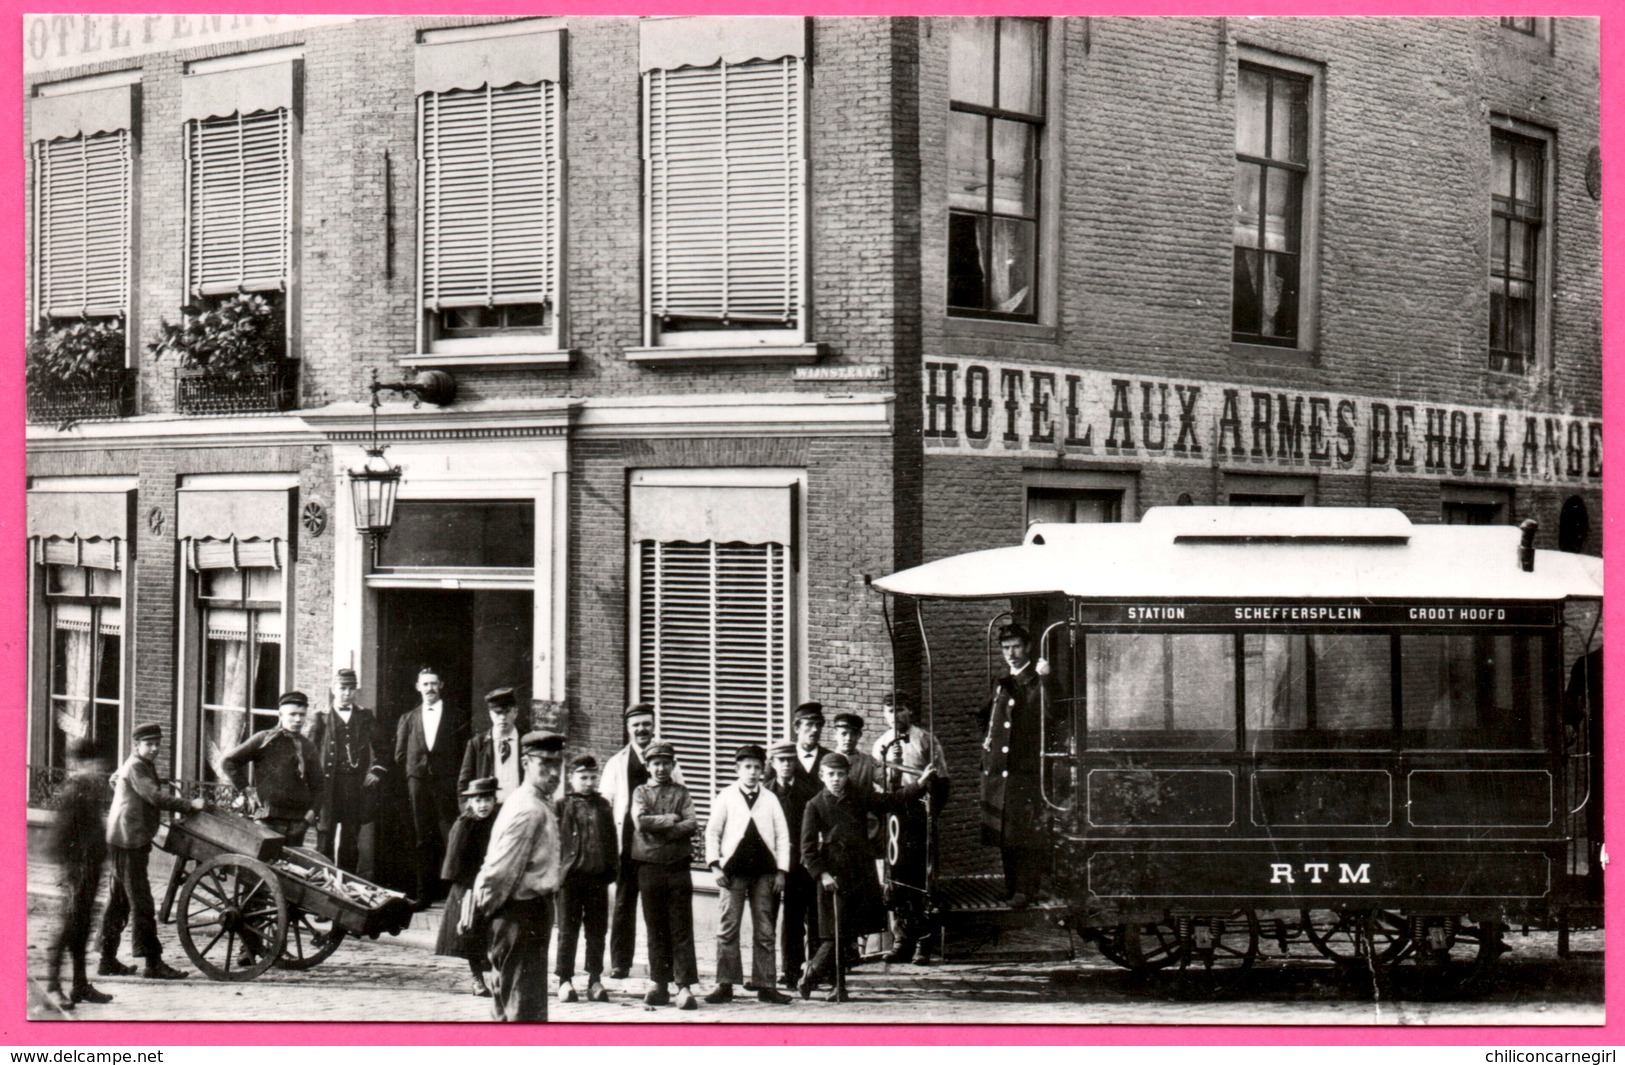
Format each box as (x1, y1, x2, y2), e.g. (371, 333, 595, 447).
(25, 842, 1604, 1027)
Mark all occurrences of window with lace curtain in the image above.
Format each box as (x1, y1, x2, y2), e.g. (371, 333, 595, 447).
(44, 564, 122, 771)
(947, 16, 1046, 320)
(198, 566, 283, 782)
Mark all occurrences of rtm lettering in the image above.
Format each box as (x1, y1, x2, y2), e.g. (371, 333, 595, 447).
(1269, 862, 1371, 885)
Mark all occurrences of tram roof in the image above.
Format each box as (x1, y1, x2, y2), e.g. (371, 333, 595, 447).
(873, 507, 1604, 602)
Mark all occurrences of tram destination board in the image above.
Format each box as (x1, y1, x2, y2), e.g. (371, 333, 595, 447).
(1076, 602, 1557, 627)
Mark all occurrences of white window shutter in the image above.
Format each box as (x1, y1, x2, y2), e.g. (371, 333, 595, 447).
(36, 131, 130, 319)
(645, 57, 803, 326)
(420, 81, 559, 311)
(638, 540, 791, 836)
(187, 109, 291, 298)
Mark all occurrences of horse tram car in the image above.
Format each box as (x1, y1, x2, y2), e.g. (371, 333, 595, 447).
(157, 807, 415, 981)
(872, 506, 1603, 996)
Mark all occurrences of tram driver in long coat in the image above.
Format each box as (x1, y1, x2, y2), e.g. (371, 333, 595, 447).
(981, 622, 1067, 908)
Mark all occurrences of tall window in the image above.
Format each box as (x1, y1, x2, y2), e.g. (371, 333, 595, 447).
(187, 109, 292, 300)
(1490, 129, 1545, 374)
(34, 131, 130, 325)
(629, 475, 798, 840)
(198, 565, 283, 782)
(643, 54, 806, 346)
(947, 17, 1045, 319)
(44, 564, 123, 770)
(1233, 63, 1310, 346)
(417, 28, 563, 356)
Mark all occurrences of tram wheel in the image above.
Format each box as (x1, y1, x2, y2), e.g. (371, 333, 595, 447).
(1300, 909, 1406, 968)
(1121, 910, 1260, 979)
(1385, 915, 1504, 999)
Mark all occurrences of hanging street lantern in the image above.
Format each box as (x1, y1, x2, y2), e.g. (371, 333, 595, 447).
(346, 368, 456, 562)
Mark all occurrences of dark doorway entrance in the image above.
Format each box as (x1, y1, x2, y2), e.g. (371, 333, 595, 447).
(362, 587, 533, 892)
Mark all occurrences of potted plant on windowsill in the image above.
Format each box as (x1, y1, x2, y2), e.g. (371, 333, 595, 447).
(25, 317, 134, 425)
(150, 293, 297, 415)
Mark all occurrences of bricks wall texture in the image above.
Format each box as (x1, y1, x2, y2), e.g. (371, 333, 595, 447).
(25, 18, 1600, 877)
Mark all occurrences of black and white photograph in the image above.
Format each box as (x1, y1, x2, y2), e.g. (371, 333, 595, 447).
(19, 12, 1603, 1028)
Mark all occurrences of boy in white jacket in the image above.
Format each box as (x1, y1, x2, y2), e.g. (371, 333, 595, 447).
(703, 743, 793, 1004)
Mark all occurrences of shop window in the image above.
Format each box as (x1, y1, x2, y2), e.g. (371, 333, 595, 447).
(1442, 485, 1512, 525)
(43, 565, 123, 771)
(947, 17, 1046, 320)
(1026, 487, 1122, 525)
(639, 17, 809, 352)
(417, 26, 563, 357)
(1233, 57, 1319, 350)
(1490, 126, 1548, 375)
(629, 474, 799, 837)
(1224, 473, 1314, 506)
(197, 566, 283, 782)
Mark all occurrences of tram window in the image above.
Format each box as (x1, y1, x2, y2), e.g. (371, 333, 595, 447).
(1084, 633, 1235, 750)
(1400, 633, 1547, 749)
(1244, 634, 1391, 749)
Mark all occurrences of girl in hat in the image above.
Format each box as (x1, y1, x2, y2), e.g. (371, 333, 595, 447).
(436, 777, 499, 996)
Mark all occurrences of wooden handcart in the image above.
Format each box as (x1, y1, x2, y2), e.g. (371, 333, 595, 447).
(157, 808, 415, 981)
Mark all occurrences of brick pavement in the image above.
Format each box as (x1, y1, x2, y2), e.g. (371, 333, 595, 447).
(26, 836, 1604, 1026)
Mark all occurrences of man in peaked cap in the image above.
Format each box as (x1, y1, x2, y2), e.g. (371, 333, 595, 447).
(982, 623, 1067, 908)
(98, 724, 205, 980)
(460, 686, 525, 806)
(222, 691, 324, 848)
(307, 668, 388, 873)
(790, 703, 833, 786)
(765, 738, 820, 987)
(830, 713, 880, 795)
(473, 730, 566, 1022)
(601, 702, 683, 980)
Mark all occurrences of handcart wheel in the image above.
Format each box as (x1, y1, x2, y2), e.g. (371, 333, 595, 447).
(1300, 909, 1406, 967)
(274, 910, 347, 970)
(176, 853, 289, 982)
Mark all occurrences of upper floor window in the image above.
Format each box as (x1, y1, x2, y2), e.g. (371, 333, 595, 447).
(640, 17, 808, 349)
(947, 17, 1046, 320)
(1490, 127, 1546, 375)
(1233, 62, 1312, 347)
(416, 25, 564, 357)
(182, 51, 300, 304)
(1498, 16, 1552, 41)
(31, 75, 137, 331)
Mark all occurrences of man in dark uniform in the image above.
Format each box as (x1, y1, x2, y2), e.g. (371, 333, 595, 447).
(766, 738, 820, 988)
(790, 702, 833, 789)
(397, 665, 470, 907)
(981, 623, 1067, 908)
(98, 724, 205, 980)
(306, 668, 386, 872)
(222, 691, 324, 847)
(44, 738, 114, 1011)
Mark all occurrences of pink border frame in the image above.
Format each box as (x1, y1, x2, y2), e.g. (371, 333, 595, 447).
(1, 0, 1615, 1046)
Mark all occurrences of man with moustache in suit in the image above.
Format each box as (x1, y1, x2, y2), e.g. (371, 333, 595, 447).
(600, 702, 683, 980)
(397, 665, 470, 908)
(306, 668, 387, 872)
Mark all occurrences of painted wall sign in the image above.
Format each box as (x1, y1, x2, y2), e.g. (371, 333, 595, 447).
(923, 357, 1602, 487)
(24, 14, 360, 75)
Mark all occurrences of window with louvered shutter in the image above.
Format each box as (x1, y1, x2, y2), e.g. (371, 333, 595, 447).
(34, 131, 130, 320)
(419, 81, 560, 346)
(644, 57, 805, 343)
(186, 108, 291, 297)
(637, 540, 791, 837)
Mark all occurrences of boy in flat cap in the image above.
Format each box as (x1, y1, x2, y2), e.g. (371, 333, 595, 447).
(473, 731, 566, 1022)
(830, 713, 880, 795)
(460, 687, 525, 806)
(765, 739, 819, 987)
(98, 724, 205, 980)
(554, 753, 616, 1004)
(436, 777, 499, 997)
(600, 702, 682, 979)
(631, 742, 699, 1009)
(704, 743, 792, 1004)
(307, 669, 387, 873)
(43, 738, 113, 1011)
(800, 752, 936, 1001)
(222, 691, 324, 847)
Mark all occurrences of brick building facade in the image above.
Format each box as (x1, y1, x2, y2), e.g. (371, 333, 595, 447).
(23, 15, 1600, 877)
